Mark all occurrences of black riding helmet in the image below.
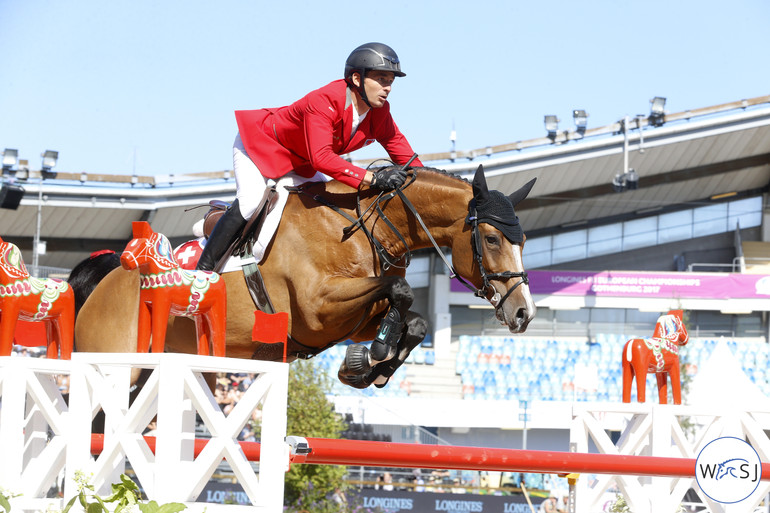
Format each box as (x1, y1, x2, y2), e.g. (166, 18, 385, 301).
(344, 42, 405, 107)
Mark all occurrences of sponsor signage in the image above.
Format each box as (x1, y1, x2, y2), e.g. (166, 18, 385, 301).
(451, 270, 770, 299)
(351, 489, 533, 513)
(198, 483, 536, 511)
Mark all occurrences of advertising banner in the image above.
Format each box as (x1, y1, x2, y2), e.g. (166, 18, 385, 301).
(451, 270, 770, 300)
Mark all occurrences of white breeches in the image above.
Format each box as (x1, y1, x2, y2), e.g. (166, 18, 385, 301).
(232, 132, 331, 263)
(233, 133, 268, 219)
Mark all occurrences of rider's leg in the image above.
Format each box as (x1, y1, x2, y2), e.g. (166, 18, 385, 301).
(196, 199, 248, 271)
(196, 133, 265, 271)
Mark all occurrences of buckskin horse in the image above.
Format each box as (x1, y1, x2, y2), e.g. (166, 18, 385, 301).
(72, 165, 537, 389)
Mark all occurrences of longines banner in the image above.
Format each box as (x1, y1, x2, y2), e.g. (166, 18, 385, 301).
(348, 489, 534, 513)
(451, 270, 770, 299)
(200, 482, 535, 512)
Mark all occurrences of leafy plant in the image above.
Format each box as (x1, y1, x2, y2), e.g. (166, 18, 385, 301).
(0, 487, 16, 513)
(62, 471, 186, 513)
(608, 493, 631, 513)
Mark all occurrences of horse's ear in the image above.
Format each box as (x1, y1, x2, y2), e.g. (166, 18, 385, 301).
(472, 165, 489, 203)
(508, 177, 537, 207)
(668, 309, 684, 321)
(132, 221, 153, 239)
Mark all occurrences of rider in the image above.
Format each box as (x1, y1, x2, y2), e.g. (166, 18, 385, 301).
(197, 42, 424, 271)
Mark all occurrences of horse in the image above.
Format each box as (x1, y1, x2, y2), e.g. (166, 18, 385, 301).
(120, 221, 227, 357)
(73, 165, 537, 390)
(622, 309, 689, 405)
(67, 250, 122, 316)
(0, 236, 75, 359)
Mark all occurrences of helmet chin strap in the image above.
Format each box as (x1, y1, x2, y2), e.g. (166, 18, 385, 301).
(356, 68, 371, 108)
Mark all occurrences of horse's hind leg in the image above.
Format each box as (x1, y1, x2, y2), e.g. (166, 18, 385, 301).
(339, 312, 427, 389)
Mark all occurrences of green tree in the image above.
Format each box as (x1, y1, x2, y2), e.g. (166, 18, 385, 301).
(284, 360, 348, 512)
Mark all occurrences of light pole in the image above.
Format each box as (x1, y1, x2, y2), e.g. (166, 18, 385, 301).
(32, 150, 58, 277)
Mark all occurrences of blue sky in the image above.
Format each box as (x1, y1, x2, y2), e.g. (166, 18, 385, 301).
(1, 0, 768, 176)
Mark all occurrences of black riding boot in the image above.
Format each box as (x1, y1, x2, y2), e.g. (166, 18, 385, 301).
(196, 199, 248, 272)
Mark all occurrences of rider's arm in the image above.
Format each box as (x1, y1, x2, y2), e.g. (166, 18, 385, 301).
(302, 91, 370, 188)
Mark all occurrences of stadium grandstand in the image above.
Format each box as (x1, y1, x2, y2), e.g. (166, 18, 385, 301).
(2, 93, 770, 507)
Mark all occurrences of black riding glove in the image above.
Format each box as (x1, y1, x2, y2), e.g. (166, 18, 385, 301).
(371, 166, 407, 191)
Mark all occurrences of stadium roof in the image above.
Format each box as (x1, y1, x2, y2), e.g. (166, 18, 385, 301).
(2, 95, 769, 269)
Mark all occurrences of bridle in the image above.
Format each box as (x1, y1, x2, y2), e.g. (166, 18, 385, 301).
(324, 162, 529, 309)
(464, 199, 529, 307)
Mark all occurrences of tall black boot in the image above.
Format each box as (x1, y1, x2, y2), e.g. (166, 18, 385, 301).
(196, 199, 248, 271)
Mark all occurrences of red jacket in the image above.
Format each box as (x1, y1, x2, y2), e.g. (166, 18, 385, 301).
(235, 79, 423, 188)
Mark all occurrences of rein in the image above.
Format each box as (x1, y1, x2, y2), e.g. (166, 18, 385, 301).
(291, 166, 528, 308)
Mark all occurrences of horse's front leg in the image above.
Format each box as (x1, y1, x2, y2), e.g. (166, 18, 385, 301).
(0, 301, 20, 356)
(369, 277, 413, 364)
(336, 276, 413, 376)
(669, 362, 682, 405)
(339, 311, 428, 389)
(656, 373, 669, 404)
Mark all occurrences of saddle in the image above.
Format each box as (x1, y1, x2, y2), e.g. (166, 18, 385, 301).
(202, 186, 278, 313)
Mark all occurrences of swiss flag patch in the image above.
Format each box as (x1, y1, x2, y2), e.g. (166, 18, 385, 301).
(174, 239, 205, 270)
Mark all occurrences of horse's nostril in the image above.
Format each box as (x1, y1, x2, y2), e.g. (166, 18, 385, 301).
(515, 308, 527, 320)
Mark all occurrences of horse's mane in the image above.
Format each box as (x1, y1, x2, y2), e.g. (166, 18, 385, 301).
(309, 166, 470, 197)
(68, 252, 121, 315)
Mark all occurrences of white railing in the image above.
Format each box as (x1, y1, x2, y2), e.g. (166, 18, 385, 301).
(0, 353, 289, 513)
(571, 403, 770, 513)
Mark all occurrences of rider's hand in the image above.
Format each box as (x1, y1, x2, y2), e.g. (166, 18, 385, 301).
(371, 166, 407, 191)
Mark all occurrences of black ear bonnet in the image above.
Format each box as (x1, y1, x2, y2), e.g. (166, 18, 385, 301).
(469, 191, 523, 244)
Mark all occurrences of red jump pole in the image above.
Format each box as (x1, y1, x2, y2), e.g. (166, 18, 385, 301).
(90, 434, 262, 461)
(90, 435, 770, 480)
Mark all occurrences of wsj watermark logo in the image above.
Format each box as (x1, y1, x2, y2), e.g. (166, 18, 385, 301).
(696, 437, 761, 503)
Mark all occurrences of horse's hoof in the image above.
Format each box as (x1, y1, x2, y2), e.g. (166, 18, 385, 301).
(337, 372, 371, 389)
(339, 344, 372, 376)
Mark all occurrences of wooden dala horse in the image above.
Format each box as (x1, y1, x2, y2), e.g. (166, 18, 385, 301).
(0, 236, 74, 359)
(622, 309, 689, 405)
(73, 165, 537, 389)
(120, 221, 227, 357)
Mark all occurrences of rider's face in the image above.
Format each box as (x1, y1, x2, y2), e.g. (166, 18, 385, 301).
(355, 70, 395, 109)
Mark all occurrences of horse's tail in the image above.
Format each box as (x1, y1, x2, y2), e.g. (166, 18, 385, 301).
(67, 250, 122, 316)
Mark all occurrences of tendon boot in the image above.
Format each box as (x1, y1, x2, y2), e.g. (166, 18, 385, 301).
(196, 199, 248, 272)
(369, 309, 402, 362)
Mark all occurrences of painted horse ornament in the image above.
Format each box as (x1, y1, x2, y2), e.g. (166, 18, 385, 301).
(0, 236, 75, 359)
(74, 165, 537, 390)
(120, 221, 227, 357)
(622, 309, 689, 405)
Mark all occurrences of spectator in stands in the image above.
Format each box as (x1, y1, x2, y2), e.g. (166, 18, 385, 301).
(412, 469, 425, 492)
(381, 471, 394, 491)
(331, 487, 347, 506)
(556, 493, 568, 513)
(538, 495, 557, 513)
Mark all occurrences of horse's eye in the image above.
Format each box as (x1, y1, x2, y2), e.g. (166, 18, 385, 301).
(485, 235, 499, 245)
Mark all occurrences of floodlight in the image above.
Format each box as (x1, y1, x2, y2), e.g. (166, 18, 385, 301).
(3, 148, 18, 173)
(648, 97, 666, 126)
(626, 169, 639, 190)
(612, 173, 626, 193)
(544, 115, 559, 139)
(573, 110, 588, 134)
(41, 150, 58, 177)
(3, 148, 18, 177)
